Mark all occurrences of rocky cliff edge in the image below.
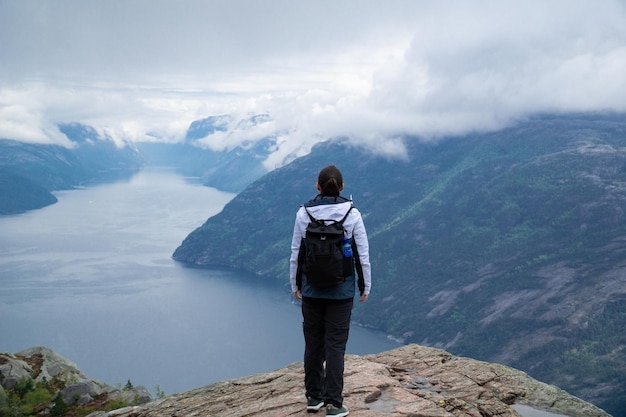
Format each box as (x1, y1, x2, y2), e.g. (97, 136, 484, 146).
(0, 346, 151, 412)
(89, 344, 610, 417)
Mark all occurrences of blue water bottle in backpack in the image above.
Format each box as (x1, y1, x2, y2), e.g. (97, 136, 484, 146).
(342, 238, 352, 257)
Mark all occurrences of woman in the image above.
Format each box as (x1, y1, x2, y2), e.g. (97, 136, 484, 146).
(290, 165, 371, 417)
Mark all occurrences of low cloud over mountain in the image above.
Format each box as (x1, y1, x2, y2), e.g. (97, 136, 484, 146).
(2, 1, 625, 168)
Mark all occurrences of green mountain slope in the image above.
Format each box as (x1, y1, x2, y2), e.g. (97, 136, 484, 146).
(173, 113, 626, 415)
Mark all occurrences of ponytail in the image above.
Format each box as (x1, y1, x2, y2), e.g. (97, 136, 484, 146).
(317, 165, 343, 197)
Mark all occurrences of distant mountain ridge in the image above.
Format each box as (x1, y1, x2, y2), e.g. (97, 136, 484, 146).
(1, 113, 275, 215)
(138, 113, 275, 192)
(0, 124, 143, 214)
(172, 113, 626, 416)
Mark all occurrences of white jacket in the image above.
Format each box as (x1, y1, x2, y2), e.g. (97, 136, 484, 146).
(290, 197, 371, 296)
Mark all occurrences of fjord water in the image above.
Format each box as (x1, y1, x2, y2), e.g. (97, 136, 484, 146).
(0, 168, 398, 395)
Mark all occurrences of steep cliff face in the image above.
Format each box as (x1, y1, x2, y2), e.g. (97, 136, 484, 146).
(172, 113, 626, 414)
(88, 344, 610, 417)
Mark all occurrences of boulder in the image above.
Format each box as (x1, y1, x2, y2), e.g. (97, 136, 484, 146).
(0, 353, 33, 388)
(16, 346, 86, 382)
(62, 380, 104, 405)
(107, 386, 153, 405)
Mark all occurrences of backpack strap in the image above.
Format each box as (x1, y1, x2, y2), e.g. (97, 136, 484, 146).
(338, 205, 353, 226)
(304, 204, 353, 225)
(303, 206, 320, 224)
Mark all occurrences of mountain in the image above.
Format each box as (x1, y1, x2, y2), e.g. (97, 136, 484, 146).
(0, 123, 143, 215)
(173, 113, 626, 416)
(137, 114, 275, 192)
(0, 112, 276, 213)
(0, 169, 58, 214)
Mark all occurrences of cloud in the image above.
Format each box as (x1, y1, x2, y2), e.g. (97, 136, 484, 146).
(346, 1, 626, 138)
(1, 0, 625, 165)
(195, 115, 277, 152)
(0, 84, 69, 145)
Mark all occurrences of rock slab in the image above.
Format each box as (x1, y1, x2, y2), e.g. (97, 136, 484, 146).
(97, 344, 610, 417)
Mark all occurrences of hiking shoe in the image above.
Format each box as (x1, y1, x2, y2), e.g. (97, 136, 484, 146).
(306, 397, 324, 412)
(326, 404, 349, 416)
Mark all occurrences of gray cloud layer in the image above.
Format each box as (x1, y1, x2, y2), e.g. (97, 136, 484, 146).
(1, 0, 625, 166)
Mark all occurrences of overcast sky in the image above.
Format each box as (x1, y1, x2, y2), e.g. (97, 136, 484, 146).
(1, 0, 625, 167)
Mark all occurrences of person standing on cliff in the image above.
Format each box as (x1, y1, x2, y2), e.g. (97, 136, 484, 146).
(290, 164, 371, 417)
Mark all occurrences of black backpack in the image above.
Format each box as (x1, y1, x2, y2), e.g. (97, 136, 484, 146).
(300, 205, 354, 287)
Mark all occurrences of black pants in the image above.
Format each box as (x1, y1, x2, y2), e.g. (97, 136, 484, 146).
(302, 297, 353, 408)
